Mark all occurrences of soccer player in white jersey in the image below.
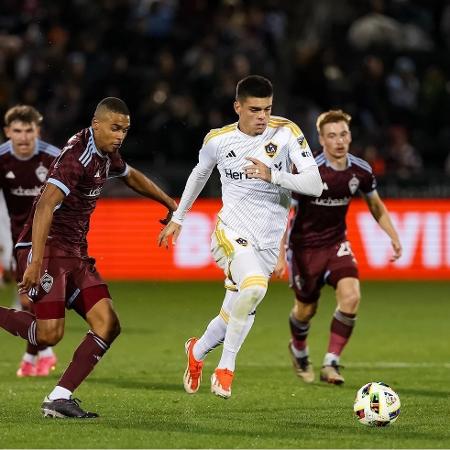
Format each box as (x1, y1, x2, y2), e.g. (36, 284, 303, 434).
(158, 75, 323, 398)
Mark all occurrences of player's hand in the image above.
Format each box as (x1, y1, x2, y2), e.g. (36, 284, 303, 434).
(272, 258, 287, 279)
(244, 157, 271, 182)
(390, 238, 402, 262)
(17, 261, 41, 294)
(158, 221, 182, 248)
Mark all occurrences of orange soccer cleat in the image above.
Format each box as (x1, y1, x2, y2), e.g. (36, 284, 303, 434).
(183, 338, 203, 394)
(211, 368, 234, 399)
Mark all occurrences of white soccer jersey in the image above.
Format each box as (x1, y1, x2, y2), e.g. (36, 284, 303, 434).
(172, 116, 321, 250)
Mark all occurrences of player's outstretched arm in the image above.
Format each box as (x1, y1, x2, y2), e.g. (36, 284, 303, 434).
(122, 166, 178, 221)
(18, 184, 65, 293)
(364, 191, 402, 261)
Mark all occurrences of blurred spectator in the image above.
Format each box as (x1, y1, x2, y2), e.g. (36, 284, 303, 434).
(0, 0, 448, 196)
(363, 144, 386, 177)
(386, 56, 420, 126)
(385, 125, 423, 180)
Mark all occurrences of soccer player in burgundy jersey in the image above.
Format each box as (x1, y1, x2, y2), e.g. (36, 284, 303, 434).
(285, 110, 402, 385)
(0, 97, 177, 418)
(0, 105, 60, 378)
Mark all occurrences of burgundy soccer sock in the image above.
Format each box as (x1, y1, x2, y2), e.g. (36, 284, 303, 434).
(289, 313, 310, 351)
(0, 306, 37, 343)
(327, 309, 356, 356)
(22, 302, 43, 356)
(58, 330, 110, 392)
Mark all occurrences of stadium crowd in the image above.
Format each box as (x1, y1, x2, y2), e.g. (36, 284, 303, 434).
(0, 0, 449, 196)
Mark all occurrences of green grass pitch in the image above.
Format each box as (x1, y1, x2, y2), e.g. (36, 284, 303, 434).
(0, 280, 449, 448)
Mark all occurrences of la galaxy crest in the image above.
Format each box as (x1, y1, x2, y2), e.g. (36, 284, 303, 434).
(264, 142, 277, 158)
(35, 163, 48, 183)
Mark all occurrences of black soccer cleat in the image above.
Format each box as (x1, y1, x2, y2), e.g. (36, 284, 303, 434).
(41, 396, 99, 418)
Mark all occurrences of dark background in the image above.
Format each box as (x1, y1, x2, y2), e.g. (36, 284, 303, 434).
(1, 0, 449, 197)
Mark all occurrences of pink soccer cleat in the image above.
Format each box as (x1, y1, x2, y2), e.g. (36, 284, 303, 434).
(17, 361, 37, 377)
(36, 355, 58, 376)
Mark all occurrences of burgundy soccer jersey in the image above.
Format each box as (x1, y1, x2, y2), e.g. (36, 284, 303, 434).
(16, 128, 129, 256)
(289, 152, 376, 248)
(0, 139, 60, 244)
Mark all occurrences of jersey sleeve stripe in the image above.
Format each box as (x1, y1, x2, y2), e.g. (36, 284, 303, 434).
(0, 142, 11, 154)
(48, 178, 70, 196)
(203, 124, 236, 145)
(269, 117, 301, 132)
(349, 154, 372, 172)
(108, 163, 130, 179)
(79, 144, 91, 164)
(268, 119, 301, 137)
(41, 144, 60, 156)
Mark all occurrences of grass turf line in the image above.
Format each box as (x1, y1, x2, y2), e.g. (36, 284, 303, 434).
(0, 280, 449, 448)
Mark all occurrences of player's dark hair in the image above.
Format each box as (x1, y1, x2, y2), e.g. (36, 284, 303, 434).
(316, 109, 352, 134)
(236, 75, 273, 101)
(4, 105, 43, 126)
(95, 97, 130, 117)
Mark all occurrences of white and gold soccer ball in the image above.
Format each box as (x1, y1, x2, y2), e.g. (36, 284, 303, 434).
(353, 381, 401, 426)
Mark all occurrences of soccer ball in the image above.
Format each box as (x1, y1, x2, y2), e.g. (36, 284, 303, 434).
(353, 381, 401, 426)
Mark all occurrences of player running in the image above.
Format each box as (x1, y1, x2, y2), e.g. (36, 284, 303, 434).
(0, 97, 177, 418)
(0, 105, 59, 377)
(159, 75, 323, 399)
(285, 109, 402, 385)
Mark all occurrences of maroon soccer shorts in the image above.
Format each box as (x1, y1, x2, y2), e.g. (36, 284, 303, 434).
(287, 240, 359, 303)
(16, 246, 111, 320)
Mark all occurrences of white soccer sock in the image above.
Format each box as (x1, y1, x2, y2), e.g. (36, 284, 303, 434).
(22, 353, 37, 364)
(193, 315, 227, 361)
(48, 386, 72, 401)
(218, 283, 266, 371)
(217, 313, 256, 371)
(38, 347, 54, 358)
(323, 352, 339, 366)
(291, 344, 309, 359)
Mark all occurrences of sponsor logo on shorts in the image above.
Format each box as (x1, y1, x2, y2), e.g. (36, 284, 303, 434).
(235, 238, 248, 246)
(40, 271, 53, 293)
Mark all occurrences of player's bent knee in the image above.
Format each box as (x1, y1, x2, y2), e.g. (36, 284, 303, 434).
(37, 328, 64, 346)
(339, 293, 360, 313)
(238, 284, 267, 312)
(294, 300, 317, 322)
(92, 310, 121, 343)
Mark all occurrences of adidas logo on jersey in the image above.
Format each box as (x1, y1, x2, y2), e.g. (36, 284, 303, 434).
(5, 171, 15, 179)
(94, 170, 101, 177)
(226, 150, 236, 158)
